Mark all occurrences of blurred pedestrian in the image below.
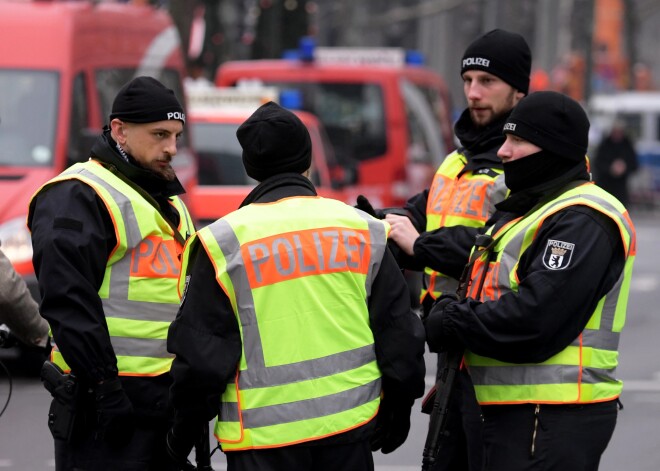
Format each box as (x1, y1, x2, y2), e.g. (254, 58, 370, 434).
(28, 76, 194, 471)
(594, 119, 639, 206)
(166, 101, 426, 471)
(425, 91, 636, 471)
(0, 244, 49, 348)
(379, 29, 532, 471)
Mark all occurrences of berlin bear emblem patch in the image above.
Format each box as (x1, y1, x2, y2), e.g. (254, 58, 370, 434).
(542, 239, 574, 270)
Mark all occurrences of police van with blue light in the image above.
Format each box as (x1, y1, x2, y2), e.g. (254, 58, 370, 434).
(215, 38, 456, 207)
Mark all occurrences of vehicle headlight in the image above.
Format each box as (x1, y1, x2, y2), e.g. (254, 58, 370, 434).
(0, 217, 33, 265)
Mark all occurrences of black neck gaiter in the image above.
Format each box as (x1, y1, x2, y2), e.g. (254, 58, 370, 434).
(503, 150, 581, 193)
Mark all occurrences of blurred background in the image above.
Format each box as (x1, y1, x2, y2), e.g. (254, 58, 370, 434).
(166, 0, 659, 105)
(166, 0, 660, 209)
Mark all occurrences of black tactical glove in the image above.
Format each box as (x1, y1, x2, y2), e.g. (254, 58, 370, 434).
(424, 293, 459, 353)
(370, 393, 413, 454)
(94, 377, 135, 446)
(166, 417, 204, 469)
(355, 195, 385, 219)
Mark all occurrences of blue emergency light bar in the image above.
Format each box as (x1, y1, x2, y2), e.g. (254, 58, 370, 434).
(279, 89, 303, 110)
(282, 36, 425, 67)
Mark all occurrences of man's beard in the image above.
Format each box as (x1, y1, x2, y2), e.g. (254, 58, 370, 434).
(155, 165, 176, 181)
(139, 159, 176, 181)
(471, 89, 518, 129)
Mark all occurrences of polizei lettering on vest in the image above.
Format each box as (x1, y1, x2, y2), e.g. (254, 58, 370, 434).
(131, 236, 181, 278)
(243, 228, 371, 287)
(462, 57, 490, 68)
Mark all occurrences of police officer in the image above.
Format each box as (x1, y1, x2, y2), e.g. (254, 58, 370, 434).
(381, 29, 532, 471)
(166, 102, 426, 471)
(28, 76, 194, 471)
(425, 91, 635, 470)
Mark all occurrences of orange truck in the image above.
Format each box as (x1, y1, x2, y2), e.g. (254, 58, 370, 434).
(0, 0, 196, 300)
(186, 85, 350, 226)
(216, 40, 455, 208)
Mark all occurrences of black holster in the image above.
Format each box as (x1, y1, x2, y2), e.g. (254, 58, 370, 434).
(40, 361, 81, 443)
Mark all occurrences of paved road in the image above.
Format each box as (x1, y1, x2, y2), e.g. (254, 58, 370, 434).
(0, 210, 658, 470)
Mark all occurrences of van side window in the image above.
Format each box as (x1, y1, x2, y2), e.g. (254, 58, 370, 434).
(401, 79, 445, 168)
(66, 73, 89, 166)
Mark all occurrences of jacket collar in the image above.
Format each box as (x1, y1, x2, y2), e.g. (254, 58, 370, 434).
(240, 173, 317, 207)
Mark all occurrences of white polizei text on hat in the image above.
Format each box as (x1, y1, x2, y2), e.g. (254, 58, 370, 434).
(463, 57, 490, 68)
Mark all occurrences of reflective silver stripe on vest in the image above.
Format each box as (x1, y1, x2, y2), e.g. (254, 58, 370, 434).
(207, 218, 384, 389)
(353, 209, 388, 298)
(63, 167, 144, 267)
(469, 364, 617, 386)
(220, 378, 380, 427)
(101, 298, 179, 321)
(570, 329, 621, 351)
(240, 343, 376, 390)
(111, 336, 171, 358)
(209, 219, 266, 372)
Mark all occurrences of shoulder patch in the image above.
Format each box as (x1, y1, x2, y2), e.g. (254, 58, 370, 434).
(542, 239, 575, 270)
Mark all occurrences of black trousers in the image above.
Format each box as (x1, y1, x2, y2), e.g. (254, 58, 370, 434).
(430, 363, 484, 471)
(481, 400, 618, 471)
(225, 439, 374, 471)
(54, 418, 178, 471)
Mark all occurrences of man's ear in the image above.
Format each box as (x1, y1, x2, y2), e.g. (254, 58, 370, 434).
(514, 90, 526, 104)
(110, 118, 127, 144)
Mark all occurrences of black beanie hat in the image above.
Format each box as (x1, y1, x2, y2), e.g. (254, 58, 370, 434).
(237, 101, 312, 181)
(461, 29, 532, 94)
(503, 91, 590, 162)
(109, 76, 185, 124)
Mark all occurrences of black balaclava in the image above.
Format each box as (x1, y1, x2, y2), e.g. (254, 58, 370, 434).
(502, 91, 590, 193)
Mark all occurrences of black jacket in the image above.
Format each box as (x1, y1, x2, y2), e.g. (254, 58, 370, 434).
(167, 173, 427, 445)
(28, 128, 186, 419)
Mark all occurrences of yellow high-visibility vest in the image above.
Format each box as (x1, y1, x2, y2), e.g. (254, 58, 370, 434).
(421, 150, 506, 302)
(186, 196, 388, 450)
(29, 160, 194, 376)
(464, 182, 636, 404)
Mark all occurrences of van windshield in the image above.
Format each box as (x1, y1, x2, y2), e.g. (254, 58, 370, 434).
(0, 70, 58, 167)
(191, 120, 324, 187)
(192, 121, 252, 186)
(266, 82, 387, 165)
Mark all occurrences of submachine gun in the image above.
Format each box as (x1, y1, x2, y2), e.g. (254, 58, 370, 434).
(420, 234, 495, 471)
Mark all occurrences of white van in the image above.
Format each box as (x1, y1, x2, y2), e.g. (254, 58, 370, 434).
(588, 91, 660, 206)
